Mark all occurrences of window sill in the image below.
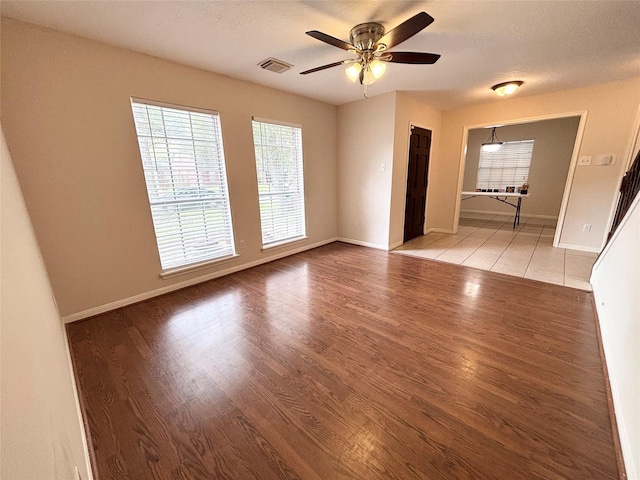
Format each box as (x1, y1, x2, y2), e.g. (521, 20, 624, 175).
(261, 236, 308, 252)
(160, 254, 239, 279)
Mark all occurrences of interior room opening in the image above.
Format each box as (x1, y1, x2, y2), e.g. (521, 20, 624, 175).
(459, 116, 581, 240)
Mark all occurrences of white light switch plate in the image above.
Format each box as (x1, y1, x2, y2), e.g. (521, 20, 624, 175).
(595, 154, 616, 166)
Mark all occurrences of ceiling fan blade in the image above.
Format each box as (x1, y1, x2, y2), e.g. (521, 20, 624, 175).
(306, 30, 355, 51)
(300, 59, 354, 75)
(376, 12, 434, 50)
(385, 52, 441, 64)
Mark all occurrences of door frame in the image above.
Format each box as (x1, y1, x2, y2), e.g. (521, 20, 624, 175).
(401, 122, 435, 241)
(452, 111, 588, 248)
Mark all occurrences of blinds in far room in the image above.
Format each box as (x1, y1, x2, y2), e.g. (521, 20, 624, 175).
(252, 119, 306, 246)
(130, 99, 235, 271)
(476, 140, 535, 190)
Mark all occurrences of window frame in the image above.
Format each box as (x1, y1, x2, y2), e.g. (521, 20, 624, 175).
(130, 97, 237, 277)
(251, 117, 307, 250)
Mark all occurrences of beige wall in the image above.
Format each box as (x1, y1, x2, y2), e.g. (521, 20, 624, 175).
(0, 124, 91, 479)
(438, 78, 640, 251)
(337, 92, 396, 248)
(462, 116, 580, 217)
(337, 92, 442, 250)
(390, 92, 442, 246)
(1, 18, 338, 318)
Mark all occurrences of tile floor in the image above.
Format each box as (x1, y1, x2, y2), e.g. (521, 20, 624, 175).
(393, 212, 598, 290)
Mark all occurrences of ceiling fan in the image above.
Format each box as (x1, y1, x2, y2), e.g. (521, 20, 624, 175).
(300, 12, 440, 91)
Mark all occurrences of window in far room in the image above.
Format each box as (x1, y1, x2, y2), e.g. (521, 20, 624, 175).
(476, 140, 534, 190)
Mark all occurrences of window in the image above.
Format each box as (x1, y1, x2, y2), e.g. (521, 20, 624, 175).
(252, 118, 306, 247)
(476, 140, 534, 190)
(130, 98, 235, 272)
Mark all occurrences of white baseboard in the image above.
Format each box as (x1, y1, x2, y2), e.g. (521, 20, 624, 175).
(388, 240, 404, 250)
(336, 237, 389, 251)
(460, 209, 558, 220)
(610, 381, 638, 480)
(63, 328, 95, 479)
(389, 230, 454, 249)
(425, 227, 454, 234)
(593, 289, 638, 480)
(558, 242, 600, 254)
(62, 237, 338, 323)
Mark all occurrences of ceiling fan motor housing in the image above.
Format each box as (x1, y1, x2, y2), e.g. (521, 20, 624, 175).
(349, 23, 385, 51)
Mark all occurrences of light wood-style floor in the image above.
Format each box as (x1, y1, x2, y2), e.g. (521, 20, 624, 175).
(68, 242, 618, 480)
(394, 213, 596, 290)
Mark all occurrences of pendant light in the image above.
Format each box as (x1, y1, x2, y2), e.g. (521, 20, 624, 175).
(481, 127, 503, 152)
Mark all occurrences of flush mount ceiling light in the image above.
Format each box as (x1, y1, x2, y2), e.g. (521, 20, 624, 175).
(481, 127, 504, 152)
(492, 81, 524, 96)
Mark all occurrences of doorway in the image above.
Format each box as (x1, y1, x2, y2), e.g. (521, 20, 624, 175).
(404, 126, 432, 242)
(455, 114, 585, 246)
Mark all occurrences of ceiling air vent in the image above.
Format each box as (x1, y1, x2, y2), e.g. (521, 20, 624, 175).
(258, 57, 292, 74)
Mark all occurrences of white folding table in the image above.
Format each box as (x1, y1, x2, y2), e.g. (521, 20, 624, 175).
(461, 191, 531, 229)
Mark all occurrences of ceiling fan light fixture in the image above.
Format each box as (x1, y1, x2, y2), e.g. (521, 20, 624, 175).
(369, 59, 386, 79)
(492, 81, 524, 96)
(362, 64, 376, 86)
(481, 127, 504, 152)
(345, 62, 362, 82)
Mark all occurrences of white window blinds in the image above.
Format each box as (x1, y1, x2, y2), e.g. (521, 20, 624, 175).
(130, 99, 235, 271)
(477, 140, 534, 190)
(252, 119, 306, 246)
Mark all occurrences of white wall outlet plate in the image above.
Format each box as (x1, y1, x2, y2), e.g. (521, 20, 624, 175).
(578, 156, 592, 166)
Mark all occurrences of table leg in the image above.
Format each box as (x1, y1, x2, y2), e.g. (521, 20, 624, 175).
(513, 197, 522, 229)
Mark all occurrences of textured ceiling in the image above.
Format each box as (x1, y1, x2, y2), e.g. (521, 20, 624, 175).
(2, 1, 639, 110)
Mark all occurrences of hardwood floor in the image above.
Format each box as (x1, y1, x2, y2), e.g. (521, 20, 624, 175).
(67, 242, 619, 479)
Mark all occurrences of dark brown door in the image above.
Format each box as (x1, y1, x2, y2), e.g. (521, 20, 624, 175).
(404, 126, 431, 242)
